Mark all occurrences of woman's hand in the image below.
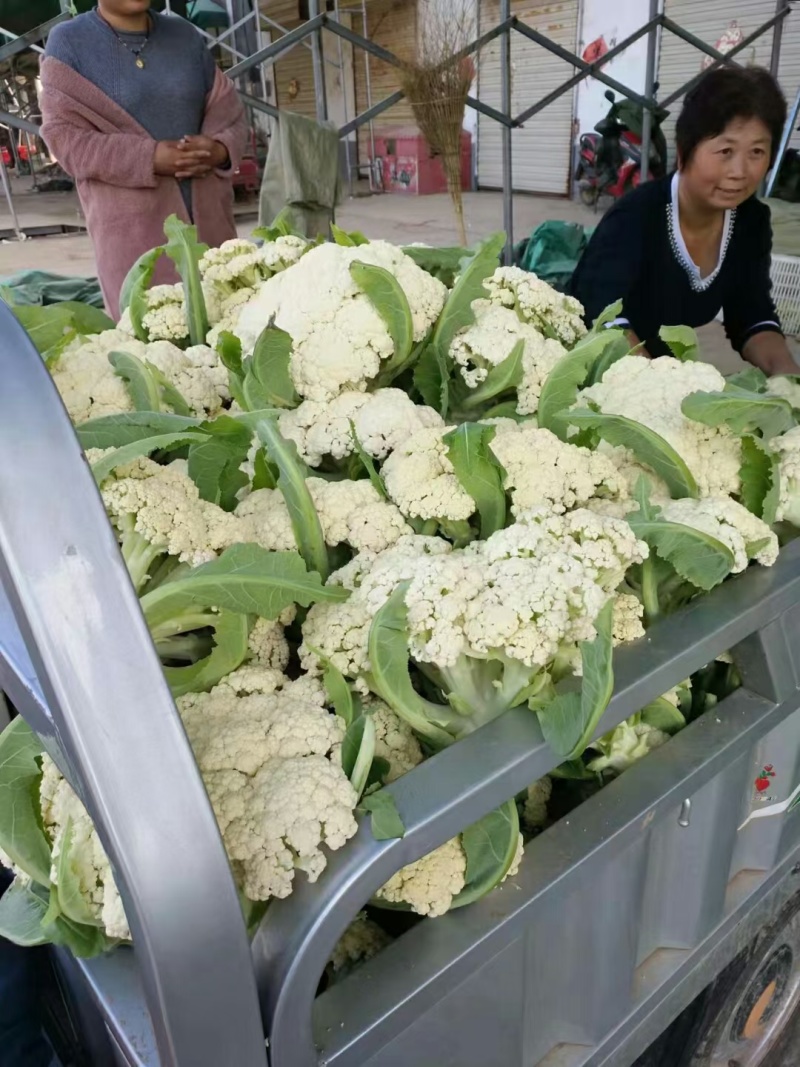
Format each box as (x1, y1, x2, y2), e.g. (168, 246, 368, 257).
(174, 135, 229, 178)
(742, 331, 799, 376)
(153, 140, 184, 176)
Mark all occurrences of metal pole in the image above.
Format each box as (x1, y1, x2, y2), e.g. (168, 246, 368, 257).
(362, 0, 378, 190)
(309, 0, 329, 123)
(639, 0, 659, 184)
(500, 0, 513, 263)
(766, 86, 800, 197)
(0, 148, 23, 240)
(770, 0, 788, 78)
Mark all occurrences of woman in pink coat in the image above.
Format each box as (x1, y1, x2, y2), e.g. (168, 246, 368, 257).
(40, 0, 247, 318)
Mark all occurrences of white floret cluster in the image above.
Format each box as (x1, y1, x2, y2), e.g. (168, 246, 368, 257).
(579, 356, 742, 497)
(234, 240, 448, 402)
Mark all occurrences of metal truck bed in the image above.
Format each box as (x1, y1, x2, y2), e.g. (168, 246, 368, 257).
(2, 306, 800, 1067)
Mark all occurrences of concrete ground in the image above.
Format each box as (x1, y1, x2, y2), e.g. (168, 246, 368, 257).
(0, 177, 766, 375)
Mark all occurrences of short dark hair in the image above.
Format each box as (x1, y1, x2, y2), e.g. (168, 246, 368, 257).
(676, 66, 787, 167)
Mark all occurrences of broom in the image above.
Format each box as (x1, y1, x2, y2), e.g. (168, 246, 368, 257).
(399, 7, 475, 247)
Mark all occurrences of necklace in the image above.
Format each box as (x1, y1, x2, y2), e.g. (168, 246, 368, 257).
(101, 14, 151, 69)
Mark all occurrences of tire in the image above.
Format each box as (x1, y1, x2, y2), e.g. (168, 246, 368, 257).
(639, 890, 800, 1067)
(580, 185, 599, 207)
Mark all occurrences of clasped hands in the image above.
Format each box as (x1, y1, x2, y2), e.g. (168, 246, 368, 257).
(154, 135, 229, 179)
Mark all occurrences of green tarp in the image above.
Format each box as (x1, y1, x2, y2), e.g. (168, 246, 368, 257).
(514, 220, 594, 293)
(0, 270, 104, 308)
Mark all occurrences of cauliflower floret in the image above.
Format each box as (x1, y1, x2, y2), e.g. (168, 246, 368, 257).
(523, 776, 552, 831)
(259, 235, 309, 273)
(237, 478, 412, 556)
(278, 388, 444, 467)
(765, 375, 800, 409)
(363, 697, 424, 781)
(300, 596, 374, 692)
(140, 283, 189, 344)
(300, 534, 453, 686)
(378, 837, 467, 917)
(580, 356, 742, 497)
(587, 719, 670, 775)
(234, 241, 448, 403)
(49, 328, 227, 422)
(448, 301, 567, 416)
(178, 669, 344, 776)
(383, 425, 475, 522)
(210, 756, 359, 901)
(329, 912, 392, 975)
(489, 423, 625, 515)
(247, 606, 296, 671)
(206, 287, 258, 348)
(144, 340, 229, 415)
(661, 496, 779, 572)
(770, 425, 800, 526)
(39, 754, 130, 941)
(484, 266, 587, 348)
(50, 329, 148, 422)
(100, 456, 241, 586)
(612, 592, 646, 644)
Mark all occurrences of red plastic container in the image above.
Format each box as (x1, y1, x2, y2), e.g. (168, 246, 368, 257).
(373, 127, 472, 195)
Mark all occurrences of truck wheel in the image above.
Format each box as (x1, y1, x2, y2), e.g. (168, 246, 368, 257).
(677, 891, 800, 1066)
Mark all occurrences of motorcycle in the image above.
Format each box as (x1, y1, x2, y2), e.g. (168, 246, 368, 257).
(576, 88, 670, 208)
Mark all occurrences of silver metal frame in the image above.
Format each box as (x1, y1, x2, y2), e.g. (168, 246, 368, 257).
(0, 305, 267, 1067)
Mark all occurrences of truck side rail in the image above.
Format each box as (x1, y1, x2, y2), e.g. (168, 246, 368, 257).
(0, 305, 267, 1067)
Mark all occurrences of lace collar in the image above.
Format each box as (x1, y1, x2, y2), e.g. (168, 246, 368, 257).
(666, 172, 735, 292)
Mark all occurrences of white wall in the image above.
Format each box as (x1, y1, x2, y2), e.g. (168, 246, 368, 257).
(575, 0, 652, 135)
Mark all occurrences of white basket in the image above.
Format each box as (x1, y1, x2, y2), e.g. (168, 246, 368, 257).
(771, 254, 800, 337)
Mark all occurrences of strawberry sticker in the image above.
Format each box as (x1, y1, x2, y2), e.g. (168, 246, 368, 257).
(755, 765, 776, 793)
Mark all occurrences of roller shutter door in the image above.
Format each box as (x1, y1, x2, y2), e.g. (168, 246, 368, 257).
(477, 0, 579, 195)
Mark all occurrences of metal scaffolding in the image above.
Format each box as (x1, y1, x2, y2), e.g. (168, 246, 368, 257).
(0, 1, 794, 251)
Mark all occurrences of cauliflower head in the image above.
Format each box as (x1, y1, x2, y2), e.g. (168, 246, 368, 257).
(448, 301, 567, 416)
(489, 422, 626, 515)
(484, 266, 587, 348)
(99, 455, 241, 589)
(383, 425, 476, 522)
(770, 425, 800, 526)
(234, 240, 448, 403)
(660, 496, 779, 573)
(587, 718, 670, 775)
(579, 356, 742, 498)
(377, 837, 467, 917)
(40, 754, 130, 941)
(236, 477, 412, 556)
(50, 329, 228, 422)
(278, 388, 444, 468)
(141, 283, 189, 344)
(178, 668, 358, 901)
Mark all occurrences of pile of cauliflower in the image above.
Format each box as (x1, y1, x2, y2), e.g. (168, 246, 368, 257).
(2, 221, 797, 964)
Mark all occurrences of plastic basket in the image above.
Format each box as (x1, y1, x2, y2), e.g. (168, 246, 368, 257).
(771, 254, 800, 336)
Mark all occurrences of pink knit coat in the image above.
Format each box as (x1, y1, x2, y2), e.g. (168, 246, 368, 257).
(39, 56, 247, 319)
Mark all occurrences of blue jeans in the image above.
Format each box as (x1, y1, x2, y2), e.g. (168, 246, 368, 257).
(0, 866, 55, 1067)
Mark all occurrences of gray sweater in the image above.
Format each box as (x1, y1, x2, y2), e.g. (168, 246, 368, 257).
(46, 9, 216, 211)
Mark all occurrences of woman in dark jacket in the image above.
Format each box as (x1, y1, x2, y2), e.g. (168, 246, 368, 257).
(570, 66, 798, 375)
